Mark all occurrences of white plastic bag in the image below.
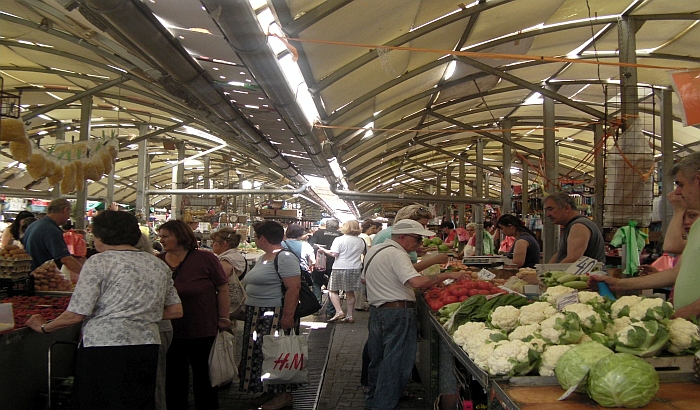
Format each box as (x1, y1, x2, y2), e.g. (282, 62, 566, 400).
(261, 333, 308, 385)
(208, 330, 237, 387)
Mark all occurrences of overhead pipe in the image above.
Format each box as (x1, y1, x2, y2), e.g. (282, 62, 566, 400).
(329, 184, 502, 205)
(82, 0, 306, 185)
(147, 184, 308, 196)
(200, 0, 338, 183)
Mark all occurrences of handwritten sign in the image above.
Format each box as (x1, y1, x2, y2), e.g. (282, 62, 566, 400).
(565, 256, 597, 276)
(477, 269, 496, 280)
(556, 291, 579, 311)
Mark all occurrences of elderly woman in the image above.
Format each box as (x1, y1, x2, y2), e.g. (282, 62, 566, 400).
(158, 220, 230, 410)
(26, 211, 182, 409)
(1, 210, 34, 248)
(497, 214, 541, 268)
(239, 220, 302, 410)
(318, 220, 366, 323)
(211, 227, 248, 319)
(464, 222, 495, 256)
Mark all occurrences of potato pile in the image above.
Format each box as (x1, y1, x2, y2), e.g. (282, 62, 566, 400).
(31, 260, 74, 292)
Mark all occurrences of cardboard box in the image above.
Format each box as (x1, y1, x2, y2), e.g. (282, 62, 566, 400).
(276, 209, 301, 218)
(259, 209, 276, 217)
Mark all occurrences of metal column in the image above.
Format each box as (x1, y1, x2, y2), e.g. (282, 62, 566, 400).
(74, 96, 91, 230)
(459, 159, 465, 225)
(203, 156, 211, 190)
(542, 89, 557, 263)
(502, 119, 512, 216)
(135, 123, 149, 223)
(619, 17, 639, 127)
(593, 123, 605, 230)
(171, 142, 186, 219)
(660, 89, 674, 234)
(522, 161, 530, 218)
(52, 126, 65, 199)
(475, 140, 484, 255)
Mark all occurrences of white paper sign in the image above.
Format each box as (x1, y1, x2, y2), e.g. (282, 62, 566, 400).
(477, 269, 496, 280)
(556, 291, 579, 311)
(565, 256, 597, 276)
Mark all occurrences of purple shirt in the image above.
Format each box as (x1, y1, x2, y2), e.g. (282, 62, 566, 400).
(160, 250, 227, 338)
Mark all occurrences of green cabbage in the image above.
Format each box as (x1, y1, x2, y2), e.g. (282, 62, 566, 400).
(587, 353, 659, 408)
(555, 341, 614, 392)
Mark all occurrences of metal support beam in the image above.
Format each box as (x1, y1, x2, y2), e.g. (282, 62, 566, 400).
(415, 139, 499, 174)
(171, 142, 185, 219)
(121, 121, 192, 147)
(459, 157, 466, 227)
(53, 125, 65, 199)
(660, 89, 674, 234)
(22, 77, 127, 121)
(593, 123, 605, 230)
(502, 119, 512, 216)
(522, 161, 529, 218)
(475, 140, 484, 255)
(619, 17, 639, 128)
(75, 96, 91, 230)
(148, 144, 226, 177)
(135, 123, 149, 222)
(543, 89, 557, 262)
(203, 156, 211, 190)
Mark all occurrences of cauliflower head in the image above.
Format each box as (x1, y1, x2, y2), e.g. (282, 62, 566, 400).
(474, 340, 500, 371)
(610, 295, 643, 318)
(563, 303, 604, 333)
(508, 323, 541, 342)
(453, 321, 487, 347)
(667, 317, 700, 355)
(538, 344, 573, 377)
(463, 328, 507, 358)
(540, 312, 585, 345)
(604, 316, 633, 339)
(529, 337, 548, 353)
(487, 339, 539, 376)
(518, 302, 558, 325)
(578, 291, 605, 306)
(541, 286, 576, 305)
(489, 305, 520, 332)
(628, 298, 674, 321)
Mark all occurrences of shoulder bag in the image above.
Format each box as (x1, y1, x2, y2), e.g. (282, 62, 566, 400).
(274, 251, 321, 319)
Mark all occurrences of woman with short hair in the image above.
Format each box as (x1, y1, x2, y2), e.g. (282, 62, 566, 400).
(27, 211, 182, 409)
(158, 219, 230, 410)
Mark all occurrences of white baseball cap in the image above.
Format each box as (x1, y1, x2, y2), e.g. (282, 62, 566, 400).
(391, 219, 435, 237)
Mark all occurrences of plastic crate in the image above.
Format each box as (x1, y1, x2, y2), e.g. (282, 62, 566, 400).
(0, 276, 34, 296)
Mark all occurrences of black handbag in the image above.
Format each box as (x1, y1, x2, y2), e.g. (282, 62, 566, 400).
(274, 251, 321, 319)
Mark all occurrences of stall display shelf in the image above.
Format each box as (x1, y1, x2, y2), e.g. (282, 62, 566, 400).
(420, 297, 698, 410)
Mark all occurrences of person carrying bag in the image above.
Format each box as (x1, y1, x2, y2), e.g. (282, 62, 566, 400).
(261, 332, 309, 385)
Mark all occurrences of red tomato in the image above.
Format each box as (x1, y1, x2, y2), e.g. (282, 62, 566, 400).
(442, 295, 459, 304)
(458, 295, 470, 302)
(450, 286, 469, 297)
(477, 289, 491, 295)
(476, 281, 491, 290)
(429, 300, 445, 311)
(463, 282, 478, 290)
(468, 289, 480, 297)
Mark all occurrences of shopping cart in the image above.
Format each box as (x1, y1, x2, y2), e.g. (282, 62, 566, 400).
(47, 340, 78, 410)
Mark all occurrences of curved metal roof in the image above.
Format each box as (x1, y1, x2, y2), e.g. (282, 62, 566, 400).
(1, 0, 699, 220)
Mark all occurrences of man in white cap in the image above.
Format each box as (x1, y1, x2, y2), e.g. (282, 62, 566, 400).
(362, 219, 468, 410)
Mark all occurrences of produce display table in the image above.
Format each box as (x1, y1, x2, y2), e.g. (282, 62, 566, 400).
(0, 324, 81, 409)
(418, 297, 700, 410)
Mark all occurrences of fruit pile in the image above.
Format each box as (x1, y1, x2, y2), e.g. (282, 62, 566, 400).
(1, 295, 70, 330)
(422, 237, 452, 252)
(32, 260, 74, 292)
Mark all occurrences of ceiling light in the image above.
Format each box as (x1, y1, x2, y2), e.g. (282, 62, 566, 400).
(444, 60, 457, 80)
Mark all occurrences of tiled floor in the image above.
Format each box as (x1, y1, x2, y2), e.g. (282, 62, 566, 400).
(204, 300, 432, 409)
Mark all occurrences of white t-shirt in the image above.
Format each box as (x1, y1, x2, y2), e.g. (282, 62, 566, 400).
(330, 235, 366, 269)
(362, 240, 420, 306)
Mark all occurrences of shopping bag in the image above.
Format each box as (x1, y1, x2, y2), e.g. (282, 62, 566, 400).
(315, 249, 327, 272)
(295, 284, 321, 318)
(208, 330, 237, 387)
(261, 333, 308, 385)
(650, 252, 675, 271)
(228, 273, 247, 321)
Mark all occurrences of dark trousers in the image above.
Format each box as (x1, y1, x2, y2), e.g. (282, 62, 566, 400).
(74, 344, 159, 410)
(165, 336, 217, 410)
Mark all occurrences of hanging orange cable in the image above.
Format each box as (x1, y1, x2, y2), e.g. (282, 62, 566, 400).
(270, 34, 690, 71)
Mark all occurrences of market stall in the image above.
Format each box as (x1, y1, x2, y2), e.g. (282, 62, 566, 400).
(417, 262, 700, 410)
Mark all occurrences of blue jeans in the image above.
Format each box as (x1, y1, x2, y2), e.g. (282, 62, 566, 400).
(312, 283, 335, 316)
(366, 307, 417, 410)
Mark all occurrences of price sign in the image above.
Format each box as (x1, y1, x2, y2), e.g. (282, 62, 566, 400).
(556, 291, 579, 311)
(565, 256, 597, 276)
(477, 268, 496, 280)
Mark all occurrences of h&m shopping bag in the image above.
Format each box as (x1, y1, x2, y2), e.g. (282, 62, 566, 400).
(261, 333, 308, 385)
(209, 330, 237, 387)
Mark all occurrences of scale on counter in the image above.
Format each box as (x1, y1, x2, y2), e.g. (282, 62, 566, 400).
(462, 256, 505, 266)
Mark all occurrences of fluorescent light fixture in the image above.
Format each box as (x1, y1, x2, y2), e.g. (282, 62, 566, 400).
(38, 114, 52, 121)
(444, 60, 457, 80)
(228, 81, 246, 87)
(524, 93, 543, 105)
